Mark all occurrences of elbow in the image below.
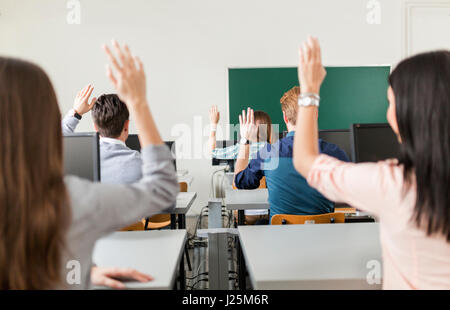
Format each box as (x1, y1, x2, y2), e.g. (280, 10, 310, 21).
(154, 172, 179, 213)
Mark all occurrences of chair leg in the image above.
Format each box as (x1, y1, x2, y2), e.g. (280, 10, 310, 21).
(184, 245, 192, 271)
(144, 217, 149, 230)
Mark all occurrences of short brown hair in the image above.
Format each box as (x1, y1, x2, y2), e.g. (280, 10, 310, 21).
(92, 94, 129, 138)
(280, 86, 300, 125)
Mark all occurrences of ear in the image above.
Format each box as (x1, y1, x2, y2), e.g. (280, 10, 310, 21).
(282, 111, 289, 126)
(123, 119, 130, 133)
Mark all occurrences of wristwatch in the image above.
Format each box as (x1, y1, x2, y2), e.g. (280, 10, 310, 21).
(298, 93, 320, 107)
(73, 110, 82, 120)
(239, 137, 249, 145)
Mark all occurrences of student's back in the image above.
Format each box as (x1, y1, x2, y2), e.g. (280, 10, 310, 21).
(0, 43, 179, 289)
(293, 37, 450, 289)
(263, 134, 348, 217)
(236, 132, 349, 218)
(99, 140, 142, 183)
(62, 94, 144, 184)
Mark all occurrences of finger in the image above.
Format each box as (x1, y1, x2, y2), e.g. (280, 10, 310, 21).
(239, 114, 243, 125)
(250, 109, 254, 124)
(80, 85, 90, 97)
(103, 44, 122, 72)
(246, 107, 251, 124)
(241, 110, 246, 124)
(102, 277, 126, 289)
(303, 42, 311, 62)
(89, 97, 97, 108)
(84, 85, 94, 99)
(120, 269, 153, 282)
(123, 44, 134, 63)
(135, 56, 144, 72)
(106, 64, 118, 88)
(112, 40, 128, 68)
(298, 46, 305, 66)
(314, 37, 322, 62)
(307, 36, 317, 62)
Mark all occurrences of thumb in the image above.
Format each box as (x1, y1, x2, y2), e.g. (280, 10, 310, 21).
(89, 97, 97, 108)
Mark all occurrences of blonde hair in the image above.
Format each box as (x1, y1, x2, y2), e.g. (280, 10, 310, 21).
(280, 86, 300, 125)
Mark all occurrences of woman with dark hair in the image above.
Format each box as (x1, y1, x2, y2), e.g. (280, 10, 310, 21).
(292, 36, 449, 289)
(0, 41, 179, 289)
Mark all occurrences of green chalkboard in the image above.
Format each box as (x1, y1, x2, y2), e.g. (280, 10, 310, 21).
(228, 66, 390, 137)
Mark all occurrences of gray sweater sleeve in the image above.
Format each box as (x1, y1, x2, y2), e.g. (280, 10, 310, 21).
(61, 111, 80, 135)
(65, 144, 179, 238)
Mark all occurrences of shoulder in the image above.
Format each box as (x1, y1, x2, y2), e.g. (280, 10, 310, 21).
(101, 143, 142, 161)
(319, 139, 350, 161)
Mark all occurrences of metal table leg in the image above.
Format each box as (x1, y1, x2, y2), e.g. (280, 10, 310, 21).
(170, 214, 177, 230)
(237, 236, 247, 290)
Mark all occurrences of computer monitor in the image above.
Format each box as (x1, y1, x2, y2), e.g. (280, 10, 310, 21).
(212, 140, 237, 172)
(63, 133, 101, 181)
(125, 134, 177, 170)
(350, 123, 400, 163)
(319, 129, 352, 162)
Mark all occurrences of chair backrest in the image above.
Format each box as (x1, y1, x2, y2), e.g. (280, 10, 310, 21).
(271, 212, 345, 225)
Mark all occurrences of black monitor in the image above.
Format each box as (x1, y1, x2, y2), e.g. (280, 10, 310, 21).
(125, 134, 177, 170)
(350, 123, 400, 163)
(63, 133, 101, 181)
(319, 129, 352, 162)
(212, 140, 237, 172)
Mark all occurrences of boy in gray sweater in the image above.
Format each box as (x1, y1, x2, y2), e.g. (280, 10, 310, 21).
(62, 88, 143, 184)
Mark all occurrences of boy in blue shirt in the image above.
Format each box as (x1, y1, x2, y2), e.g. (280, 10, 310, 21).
(234, 87, 349, 222)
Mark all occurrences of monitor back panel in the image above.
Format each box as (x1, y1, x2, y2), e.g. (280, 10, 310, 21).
(63, 133, 100, 181)
(319, 129, 353, 162)
(125, 134, 177, 170)
(351, 124, 400, 163)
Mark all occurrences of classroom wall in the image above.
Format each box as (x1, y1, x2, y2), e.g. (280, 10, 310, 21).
(0, 0, 444, 215)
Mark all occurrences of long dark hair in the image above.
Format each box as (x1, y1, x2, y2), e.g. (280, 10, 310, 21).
(389, 50, 450, 241)
(0, 57, 70, 288)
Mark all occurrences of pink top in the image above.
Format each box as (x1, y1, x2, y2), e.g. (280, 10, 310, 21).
(307, 154, 450, 289)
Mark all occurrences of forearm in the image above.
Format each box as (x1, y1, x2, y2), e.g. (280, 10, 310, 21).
(129, 101, 163, 147)
(234, 144, 250, 175)
(293, 106, 319, 177)
(61, 110, 79, 135)
(209, 130, 217, 154)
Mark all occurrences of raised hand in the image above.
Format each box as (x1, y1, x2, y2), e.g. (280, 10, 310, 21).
(239, 108, 258, 143)
(103, 40, 147, 108)
(91, 266, 153, 289)
(209, 105, 220, 126)
(298, 36, 327, 95)
(73, 84, 96, 115)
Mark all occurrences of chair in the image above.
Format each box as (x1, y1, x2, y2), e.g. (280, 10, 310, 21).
(271, 212, 345, 225)
(334, 207, 357, 214)
(120, 220, 145, 231)
(144, 182, 189, 229)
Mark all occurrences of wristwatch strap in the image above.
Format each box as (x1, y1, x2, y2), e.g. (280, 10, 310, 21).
(239, 137, 249, 145)
(73, 110, 82, 120)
